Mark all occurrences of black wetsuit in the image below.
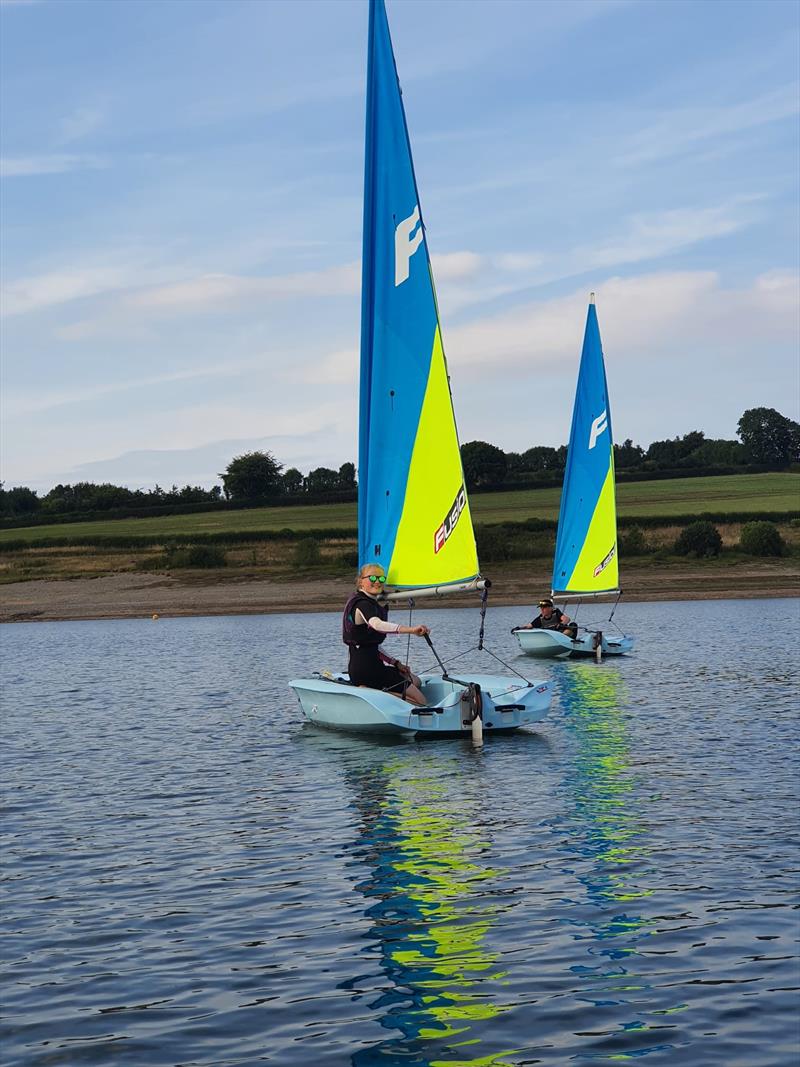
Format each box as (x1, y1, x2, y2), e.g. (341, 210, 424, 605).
(342, 592, 408, 694)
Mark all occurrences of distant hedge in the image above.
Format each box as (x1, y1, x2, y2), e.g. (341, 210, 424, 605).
(1, 510, 797, 554)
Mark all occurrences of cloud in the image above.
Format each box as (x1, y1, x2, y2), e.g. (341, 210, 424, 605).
(5, 362, 260, 417)
(445, 269, 799, 374)
(575, 200, 762, 270)
(617, 84, 800, 168)
(57, 105, 107, 145)
(299, 347, 358, 386)
(0, 153, 108, 178)
(127, 263, 360, 313)
(1, 266, 134, 317)
(430, 251, 482, 280)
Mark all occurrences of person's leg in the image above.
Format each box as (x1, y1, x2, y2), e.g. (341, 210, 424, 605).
(402, 682, 427, 706)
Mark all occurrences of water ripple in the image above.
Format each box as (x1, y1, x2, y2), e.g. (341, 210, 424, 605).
(1, 600, 798, 1065)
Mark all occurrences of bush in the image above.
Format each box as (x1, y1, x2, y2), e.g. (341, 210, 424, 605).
(739, 521, 784, 557)
(475, 526, 510, 562)
(168, 545, 227, 568)
(293, 538, 322, 566)
(618, 525, 649, 556)
(338, 549, 359, 569)
(674, 521, 722, 558)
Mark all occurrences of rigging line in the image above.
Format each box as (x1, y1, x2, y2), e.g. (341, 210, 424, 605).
(480, 643, 532, 682)
(404, 597, 414, 665)
(448, 641, 532, 683)
(607, 590, 624, 634)
(477, 585, 489, 651)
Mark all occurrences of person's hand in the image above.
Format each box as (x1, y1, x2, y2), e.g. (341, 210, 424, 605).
(510, 627, 519, 633)
(413, 624, 430, 637)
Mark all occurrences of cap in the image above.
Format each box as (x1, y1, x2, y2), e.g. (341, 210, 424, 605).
(538, 598, 554, 608)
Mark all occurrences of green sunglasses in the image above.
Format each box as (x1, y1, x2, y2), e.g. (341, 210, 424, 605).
(366, 574, 387, 584)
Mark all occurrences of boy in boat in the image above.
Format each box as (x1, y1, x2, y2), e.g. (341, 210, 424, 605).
(514, 598, 578, 639)
(342, 564, 430, 706)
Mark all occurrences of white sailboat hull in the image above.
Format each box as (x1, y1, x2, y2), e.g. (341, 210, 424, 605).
(290, 673, 551, 737)
(515, 629, 634, 658)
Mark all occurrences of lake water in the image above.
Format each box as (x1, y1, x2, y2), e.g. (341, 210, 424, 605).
(1, 598, 799, 1066)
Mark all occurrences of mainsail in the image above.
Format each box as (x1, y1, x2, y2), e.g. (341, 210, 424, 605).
(358, 0, 478, 590)
(552, 296, 620, 597)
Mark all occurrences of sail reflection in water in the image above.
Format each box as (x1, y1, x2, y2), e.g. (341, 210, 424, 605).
(332, 741, 520, 1066)
(555, 664, 685, 1049)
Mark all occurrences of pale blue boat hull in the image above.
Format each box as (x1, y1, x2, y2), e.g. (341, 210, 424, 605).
(515, 629, 634, 659)
(289, 673, 551, 736)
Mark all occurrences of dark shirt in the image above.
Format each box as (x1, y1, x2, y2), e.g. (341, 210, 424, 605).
(531, 608, 566, 631)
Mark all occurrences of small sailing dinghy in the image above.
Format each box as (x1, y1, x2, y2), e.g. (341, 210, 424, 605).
(290, 0, 551, 737)
(515, 296, 634, 660)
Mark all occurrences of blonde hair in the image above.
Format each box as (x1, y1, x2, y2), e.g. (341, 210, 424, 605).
(355, 562, 383, 589)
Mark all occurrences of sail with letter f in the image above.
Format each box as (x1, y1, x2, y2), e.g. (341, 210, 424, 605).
(552, 297, 620, 597)
(358, 0, 478, 589)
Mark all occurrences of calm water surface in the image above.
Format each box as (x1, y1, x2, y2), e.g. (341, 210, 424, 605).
(1, 598, 799, 1066)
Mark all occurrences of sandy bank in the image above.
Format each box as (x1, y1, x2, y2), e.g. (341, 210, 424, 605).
(1, 560, 798, 623)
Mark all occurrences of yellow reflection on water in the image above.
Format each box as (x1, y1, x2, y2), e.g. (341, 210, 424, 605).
(346, 754, 516, 1064)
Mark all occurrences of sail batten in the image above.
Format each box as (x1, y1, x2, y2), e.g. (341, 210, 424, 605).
(358, 0, 479, 589)
(552, 301, 619, 598)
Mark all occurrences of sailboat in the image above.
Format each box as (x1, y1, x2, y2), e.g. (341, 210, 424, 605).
(515, 296, 634, 659)
(290, 0, 551, 736)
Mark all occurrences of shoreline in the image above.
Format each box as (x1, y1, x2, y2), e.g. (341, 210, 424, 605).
(1, 561, 798, 623)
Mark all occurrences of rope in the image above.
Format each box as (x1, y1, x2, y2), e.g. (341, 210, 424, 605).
(477, 585, 488, 651)
(404, 597, 414, 665)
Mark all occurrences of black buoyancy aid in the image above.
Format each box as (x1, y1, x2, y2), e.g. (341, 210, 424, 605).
(539, 609, 565, 631)
(342, 592, 387, 647)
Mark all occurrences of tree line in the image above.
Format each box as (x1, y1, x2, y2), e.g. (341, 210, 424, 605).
(2, 406, 797, 520)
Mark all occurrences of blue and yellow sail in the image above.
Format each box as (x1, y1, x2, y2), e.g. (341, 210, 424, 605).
(552, 297, 620, 597)
(358, 0, 478, 589)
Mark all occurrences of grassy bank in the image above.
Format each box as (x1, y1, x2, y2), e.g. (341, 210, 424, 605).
(1, 472, 797, 546)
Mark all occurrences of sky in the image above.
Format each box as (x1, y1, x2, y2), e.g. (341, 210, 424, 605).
(1, 0, 798, 493)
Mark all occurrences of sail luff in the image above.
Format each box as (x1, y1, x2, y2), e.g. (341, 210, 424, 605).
(357, 0, 379, 566)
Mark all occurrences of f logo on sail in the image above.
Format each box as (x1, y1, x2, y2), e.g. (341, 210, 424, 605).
(588, 409, 608, 450)
(395, 205, 423, 286)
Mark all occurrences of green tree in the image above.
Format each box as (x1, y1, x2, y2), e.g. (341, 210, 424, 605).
(461, 441, 507, 489)
(646, 430, 705, 468)
(519, 445, 562, 472)
(614, 439, 645, 468)
(282, 467, 304, 494)
(737, 407, 800, 467)
(306, 467, 340, 493)
(338, 462, 357, 490)
(219, 451, 283, 501)
(2, 485, 40, 516)
(690, 439, 746, 466)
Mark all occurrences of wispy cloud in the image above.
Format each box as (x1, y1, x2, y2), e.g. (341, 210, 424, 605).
(5, 362, 260, 417)
(1, 266, 132, 317)
(57, 104, 107, 145)
(616, 84, 800, 167)
(128, 263, 360, 313)
(0, 153, 108, 178)
(576, 199, 762, 270)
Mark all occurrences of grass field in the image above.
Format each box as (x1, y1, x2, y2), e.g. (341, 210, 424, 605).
(1, 472, 797, 545)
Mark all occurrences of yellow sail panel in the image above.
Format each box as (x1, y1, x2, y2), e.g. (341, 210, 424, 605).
(388, 326, 478, 587)
(563, 465, 619, 594)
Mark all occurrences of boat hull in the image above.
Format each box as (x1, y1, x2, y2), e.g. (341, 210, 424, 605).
(514, 629, 634, 658)
(289, 672, 551, 737)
